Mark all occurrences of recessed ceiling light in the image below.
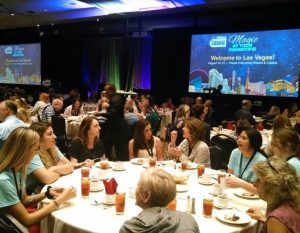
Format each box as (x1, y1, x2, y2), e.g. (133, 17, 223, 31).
(51, 23, 54, 26)
(11, 13, 15, 16)
(96, 18, 99, 22)
(37, 24, 40, 27)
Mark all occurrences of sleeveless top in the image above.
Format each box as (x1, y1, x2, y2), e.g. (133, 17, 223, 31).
(262, 203, 300, 233)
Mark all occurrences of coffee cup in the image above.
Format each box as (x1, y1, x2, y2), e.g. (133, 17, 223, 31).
(202, 174, 212, 184)
(90, 178, 101, 191)
(114, 161, 124, 170)
(217, 194, 229, 208)
(212, 183, 223, 195)
(105, 194, 116, 204)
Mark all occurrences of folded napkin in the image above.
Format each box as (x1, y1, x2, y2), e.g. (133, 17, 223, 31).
(103, 178, 118, 194)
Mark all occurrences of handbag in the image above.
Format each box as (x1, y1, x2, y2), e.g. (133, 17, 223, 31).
(0, 214, 23, 233)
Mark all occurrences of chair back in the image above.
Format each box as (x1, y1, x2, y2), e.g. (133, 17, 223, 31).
(210, 134, 237, 169)
(51, 115, 66, 137)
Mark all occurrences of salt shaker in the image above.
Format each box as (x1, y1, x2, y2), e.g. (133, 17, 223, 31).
(185, 195, 191, 213)
(191, 197, 196, 214)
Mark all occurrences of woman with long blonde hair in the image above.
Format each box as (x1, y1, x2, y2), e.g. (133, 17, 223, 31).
(0, 128, 76, 229)
(26, 122, 74, 194)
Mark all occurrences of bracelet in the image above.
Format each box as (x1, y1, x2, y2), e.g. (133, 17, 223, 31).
(45, 186, 54, 199)
(53, 199, 60, 209)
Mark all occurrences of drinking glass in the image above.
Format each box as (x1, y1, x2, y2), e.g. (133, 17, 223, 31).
(197, 164, 205, 177)
(203, 195, 214, 217)
(81, 167, 90, 178)
(100, 157, 109, 170)
(217, 169, 226, 184)
(149, 157, 157, 167)
(115, 192, 126, 214)
(81, 177, 90, 198)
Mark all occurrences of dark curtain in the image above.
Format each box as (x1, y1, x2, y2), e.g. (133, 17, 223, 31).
(82, 36, 152, 94)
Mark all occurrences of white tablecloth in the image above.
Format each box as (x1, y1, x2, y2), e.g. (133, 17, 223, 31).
(41, 162, 266, 233)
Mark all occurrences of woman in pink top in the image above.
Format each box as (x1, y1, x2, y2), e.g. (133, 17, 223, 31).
(246, 156, 300, 233)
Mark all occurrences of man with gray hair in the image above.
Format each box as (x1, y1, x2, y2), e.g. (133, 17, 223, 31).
(41, 98, 63, 123)
(0, 100, 28, 147)
(120, 168, 199, 233)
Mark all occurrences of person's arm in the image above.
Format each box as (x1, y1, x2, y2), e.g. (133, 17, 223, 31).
(48, 163, 74, 176)
(192, 142, 209, 165)
(154, 137, 163, 161)
(128, 140, 134, 160)
(267, 217, 289, 233)
(32, 167, 60, 184)
(225, 175, 258, 194)
(9, 187, 76, 227)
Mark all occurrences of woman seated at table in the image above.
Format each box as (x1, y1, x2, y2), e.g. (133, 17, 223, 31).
(262, 105, 281, 129)
(26, 122, 74, 194)
(64, 98, 84, 117)
(165, 104, 190, 145)
(270, 127, 300, 175)
(168, 117, 210, 166)
(272, 114, 292, 131)
(246, 157, 300, 233)
(128, 119, 163, 160)
(0, 128, 76, 229)
(120, 167, 199, 233)
(69, 116, 105, 167)
(225, 128, 266, 194)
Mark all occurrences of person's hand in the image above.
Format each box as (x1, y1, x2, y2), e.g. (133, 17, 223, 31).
(57, 187, 77, 204)
(225, 175, 243, 188)
(49, 187, 64, 198)
(168, 147, 182, 158)
(84, 159, 94, 167)
(246, 207, 266, 222)
(170, 130, 178, 145)
(57, 158, 69, 165)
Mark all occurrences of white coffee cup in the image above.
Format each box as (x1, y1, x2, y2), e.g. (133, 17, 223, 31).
(114, 161, 124, 170)
(217, 194, 229, 207)
(105, 194, 116, 204)
(90, 178, 100, 191)
(212, 184, 223, 195)
(202, 174, 212, 184)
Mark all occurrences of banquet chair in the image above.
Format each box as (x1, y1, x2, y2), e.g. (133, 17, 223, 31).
(209, 145, 224, 170)
(51, 115, 69, 155)
(210, 134, 237, 170)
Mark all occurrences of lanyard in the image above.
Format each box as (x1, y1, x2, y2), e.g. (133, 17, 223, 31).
(144, 143, 153, 157)
(12, 168, 22, 200)
(239, 152, 256, 179)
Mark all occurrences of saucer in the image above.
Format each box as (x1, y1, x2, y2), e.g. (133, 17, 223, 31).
(112, 167, 126, 171)
(102, 200, 115, 205)
(90, 187, 103, 192)
(214, 203, 232, 209)
(209, 191, 222, 196)
(198, 178, 214, 185)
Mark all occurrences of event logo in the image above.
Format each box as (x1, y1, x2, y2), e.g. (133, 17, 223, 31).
(209, 36, 227, 48)
(5, 46, 12, 54)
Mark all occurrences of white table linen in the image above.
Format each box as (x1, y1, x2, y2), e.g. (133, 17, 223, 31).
(40, 162, 266, 233)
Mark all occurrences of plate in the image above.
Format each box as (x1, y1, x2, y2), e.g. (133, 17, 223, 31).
(213, 203, 233, 209)
(112, 167, 126, 171)
(176, 184, 188, 192)
(95, 162, 112, 169)
(234, 189, 259, 199)
(161, 160, 176, 167)
(177, 163, 197, 170)
(209, 191, 222, 196)
(215, 210, 251, 225)
(198, 178, 214, 185)
(131, 158, 148, 165)
(102, 200, 115, 205)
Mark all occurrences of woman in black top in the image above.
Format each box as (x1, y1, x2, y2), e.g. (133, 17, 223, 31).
(69, 116, 105, 167)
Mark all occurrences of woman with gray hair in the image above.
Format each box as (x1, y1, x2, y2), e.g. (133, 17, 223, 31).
(246, 156, 300, 233)
(120, 168, 199, 233)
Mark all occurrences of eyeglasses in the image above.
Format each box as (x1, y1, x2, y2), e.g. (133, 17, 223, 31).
(267, 159, 278, 173)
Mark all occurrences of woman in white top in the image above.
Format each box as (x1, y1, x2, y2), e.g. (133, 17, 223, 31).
(64, 98, 84, 117)
(168, 117, 210, 167)
(129, 119, 163, 160)
(30, 92, 49, 121)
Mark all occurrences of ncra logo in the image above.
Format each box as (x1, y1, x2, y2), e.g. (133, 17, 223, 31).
(209, 36, 227, 48)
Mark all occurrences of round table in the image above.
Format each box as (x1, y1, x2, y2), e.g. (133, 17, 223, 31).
(40, 161, 266, 233)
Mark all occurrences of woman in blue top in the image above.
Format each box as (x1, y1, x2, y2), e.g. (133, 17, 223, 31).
(0, 127, 76, 229)
(226, 127, 266, 193)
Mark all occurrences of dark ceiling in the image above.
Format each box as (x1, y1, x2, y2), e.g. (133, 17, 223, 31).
(0, 0, 296, 30)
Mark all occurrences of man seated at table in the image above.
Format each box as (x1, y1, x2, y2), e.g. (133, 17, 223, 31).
(234, 99, 256, 126)
(41, 98, 64, 123)
(120, 168, 199, 233)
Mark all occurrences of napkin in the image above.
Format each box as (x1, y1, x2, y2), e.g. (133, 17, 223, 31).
(103, 178, 118, 194)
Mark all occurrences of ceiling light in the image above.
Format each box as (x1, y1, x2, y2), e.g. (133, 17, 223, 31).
(44, 9, 48, 12)
(10, 13, 15, 16)
(97, 18, 99, 22)
(51, 23, 54, 26)
(37, 24, 40, 27)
